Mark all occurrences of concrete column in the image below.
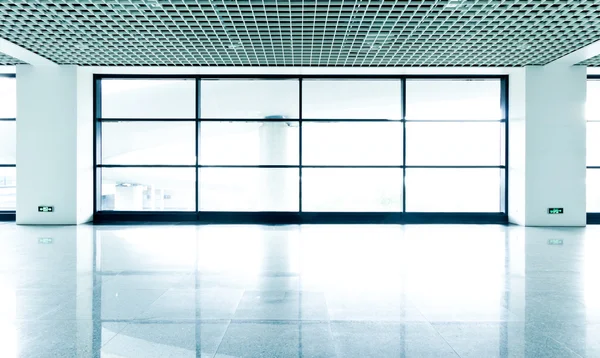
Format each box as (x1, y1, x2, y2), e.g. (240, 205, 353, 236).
(16, 65, 93, 224)
(259, 122, 289, 210)
(509, 65, 587, 226)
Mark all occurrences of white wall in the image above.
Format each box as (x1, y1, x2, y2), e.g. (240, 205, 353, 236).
(509, 65, 587, 226)
(16, 65, 93, 224)
(525, 65, 587, 226)
(76, 68, 93, 223)
(508, 69, 527, 225)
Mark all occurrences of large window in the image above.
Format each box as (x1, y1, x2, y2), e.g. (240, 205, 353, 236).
(95, 76, 507, 220)
(587, 78, 600, 212)
(0, 74, 16, 211)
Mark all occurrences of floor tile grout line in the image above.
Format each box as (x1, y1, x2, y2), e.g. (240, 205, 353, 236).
(323, 293, 341, 358)
(544, 335, 584, 358)
(211, 320, 232, 358)
(99, 321, 132, 352)
(211, 289, 246, 358)
(427, 321, 463, 358)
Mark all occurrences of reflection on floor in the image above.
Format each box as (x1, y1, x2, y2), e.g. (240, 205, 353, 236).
(0, 223, 597, 357)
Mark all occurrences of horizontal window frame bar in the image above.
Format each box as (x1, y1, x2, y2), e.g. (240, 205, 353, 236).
(95, 74, 508, 80)
(405, 119, 506, 123)
(0, 118, 16, 121)
(99, 118, 196, 122)
(0, 73, 15, 78)
(97, 165, 506, 169)
(587, 166, 600, 169)
(0, 212, 15, 221)
(0, 164, 16, 167)
(97, 118, 506, 123)
(588, 213, 600, 224)
(94, 211, 508, 225)
(99, 164, 196, 168)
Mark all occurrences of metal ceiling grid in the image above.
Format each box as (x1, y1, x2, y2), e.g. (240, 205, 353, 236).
(0, 52, 25, 65)
(0, 0, 600, 67)
(579, 54, 600, 66)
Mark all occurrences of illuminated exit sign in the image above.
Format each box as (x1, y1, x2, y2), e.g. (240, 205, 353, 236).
(548, 208, 564, 214)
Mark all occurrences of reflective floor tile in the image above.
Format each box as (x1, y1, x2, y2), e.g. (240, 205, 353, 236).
(331, 322, 458, 358)
(101, 322, 229, 358)
(233, 291, 329, 321)
(433, 322, 583, 358)
(15, 320, 124, 358)
(215, 322, 336, 358)
(99, 289, 169, 320)
(141, 288, 244, 320)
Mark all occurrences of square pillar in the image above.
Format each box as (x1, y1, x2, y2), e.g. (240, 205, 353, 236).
(509, 65, 587, 226)
(16, 65, 93, 224)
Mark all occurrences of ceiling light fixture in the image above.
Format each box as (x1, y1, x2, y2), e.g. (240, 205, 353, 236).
(229, 42, 243, 50)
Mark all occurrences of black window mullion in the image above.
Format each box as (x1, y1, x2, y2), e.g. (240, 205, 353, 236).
(501, 76, 509, 214)
(299, 78, 303, 213)
(196, 78, 201, 213)
(94, 77, 102, 213)
(402, 78, 407, 213)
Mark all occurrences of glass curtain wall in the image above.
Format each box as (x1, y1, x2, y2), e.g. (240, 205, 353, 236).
(96, 76, 507, 220)
(0, 74, 16, 211)
(587, 78, 600, 213)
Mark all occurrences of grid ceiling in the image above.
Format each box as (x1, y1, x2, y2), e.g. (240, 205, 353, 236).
(0, 52, 24, 65)
(578, 54, 600, 67)
(1, 0, 600, 67)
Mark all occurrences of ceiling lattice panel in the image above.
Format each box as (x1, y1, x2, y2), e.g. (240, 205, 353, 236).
(1, 0, 600, 67)
(0, 52, 25, 65)
(578, 54, 600, 67)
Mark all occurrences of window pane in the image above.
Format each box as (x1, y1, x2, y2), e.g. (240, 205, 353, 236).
(406, 79, 502, 120)
(303, 122, 402, 165)
(406, 122, 502, 165)
(0, 77, 16, 118)
(406, 169, 501, 212)
(587, 80, 600, 120)
(101, 79, 196, 119)
(587, 169, 600, 212)
(101, 168, 195, 211)
(102, 121, 196, 165)
(199, 168, 299, 211)
(302, 168, 402, 212)
(302, 80, 401, 120)
(588, 122, 600, 166)
(0, 167, 16, 211)
(200, 122, 299, 165)
(200, 79, 299, 119)
(0, 121, 16, 164)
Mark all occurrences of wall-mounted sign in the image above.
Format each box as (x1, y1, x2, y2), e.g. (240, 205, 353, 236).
(38, 238, 53, 244)
(548, 208, 563, 214)
(38, 206, 54, 213)
(548, 239, 564, 245)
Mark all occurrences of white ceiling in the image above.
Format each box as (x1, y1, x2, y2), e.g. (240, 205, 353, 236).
(1, 0, 600, 66)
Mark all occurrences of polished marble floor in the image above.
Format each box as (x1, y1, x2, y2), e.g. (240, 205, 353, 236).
(0, 223, 598, 357)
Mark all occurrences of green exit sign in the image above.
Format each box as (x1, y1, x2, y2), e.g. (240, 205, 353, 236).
(548, 239, 564, 245)
(548, 208, 564, 214)
(38, 206, 54, 213)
